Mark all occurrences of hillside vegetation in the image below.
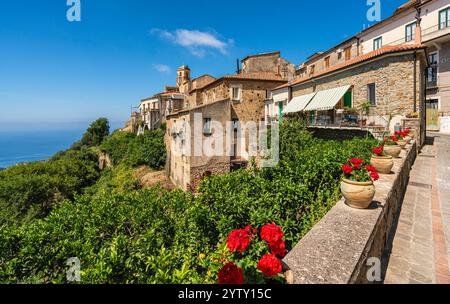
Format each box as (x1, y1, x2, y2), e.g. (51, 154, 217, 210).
(0, 118, 377, 283)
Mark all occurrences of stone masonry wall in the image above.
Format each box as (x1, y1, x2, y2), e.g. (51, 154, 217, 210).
(292, 54, 424, 118)
(283, 140, 418, 284)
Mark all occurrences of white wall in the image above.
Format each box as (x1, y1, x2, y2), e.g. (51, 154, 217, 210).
(360, 0, 450, 52)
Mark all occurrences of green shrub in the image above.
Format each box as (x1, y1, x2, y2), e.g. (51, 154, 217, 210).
(0, 122, 379, 283)
(0, 142, 100, 223)
(71, 118, 110, 149)
(100, 129, 166, 170)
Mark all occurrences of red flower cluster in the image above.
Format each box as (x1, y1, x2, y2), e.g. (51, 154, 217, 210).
(372, 146, 384, 156)
(350, 158, 364, 169)
(342, 163, 353, 174)
(366, 166, 379, 181)
(218, 262, 244, 284)
(394, 131, 407, 140)
(342, 158, 379, 182)
(227, 229, 251, 253)
(221, 223, 286, 283)
(261, 223, 286, 258)
(257, 254, 282, 278)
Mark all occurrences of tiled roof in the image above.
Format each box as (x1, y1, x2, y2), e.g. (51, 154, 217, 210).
(191, 72, 287, 92)
(160, 92, 184, 97)
(275, 44, 425, 90)
(167, 98, 230, 118)
(394, 0, 422, 15)
(222, 72, 286, 81)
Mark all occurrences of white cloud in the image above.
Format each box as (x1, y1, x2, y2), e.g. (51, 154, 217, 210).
(151, 28, 232, 57)
(154, 64, 171, 74)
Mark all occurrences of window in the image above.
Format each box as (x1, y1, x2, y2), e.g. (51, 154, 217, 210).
(231, 86, 241, 101)
(203, 118, 212, 135)
(373, 37, 382, 50)
(367, 83, 376, 106)
(324, 56, 330, 69)
(309, 64, 315, 75)
(232, 118, 239, 130)
(405, 22, 417, 42)
(344, 47, 351, 61)
(428, 52, 439, 86)
(440, 7, 450, 29)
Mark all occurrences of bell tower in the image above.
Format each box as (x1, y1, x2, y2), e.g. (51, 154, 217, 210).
(177, 65, 191, 87)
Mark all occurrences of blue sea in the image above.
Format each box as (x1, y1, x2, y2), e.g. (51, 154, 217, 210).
(0, 129, 84, 169)
(0, 123, 123, 169)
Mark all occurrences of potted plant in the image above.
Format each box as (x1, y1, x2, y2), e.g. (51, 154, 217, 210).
(403, 128, 412, 144)
(341, 158, 379, 209)
(394, 131, 407, 149)
(358, 101, 372, 127)
(406, 112, 419, 119)
(370, 146, 394, 174)
(383, 136, 402, 158)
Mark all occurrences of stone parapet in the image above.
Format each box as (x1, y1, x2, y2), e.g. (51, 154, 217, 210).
(282, 140, 418, 284)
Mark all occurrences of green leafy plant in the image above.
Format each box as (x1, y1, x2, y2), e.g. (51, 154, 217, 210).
(342, 158, 379, 182)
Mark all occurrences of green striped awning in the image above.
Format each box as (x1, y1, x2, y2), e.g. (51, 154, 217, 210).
(283, 92, 316, 114)
(303, 85, 351, 111)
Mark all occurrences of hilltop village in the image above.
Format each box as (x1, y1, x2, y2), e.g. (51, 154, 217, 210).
(124, 0, 449, 191)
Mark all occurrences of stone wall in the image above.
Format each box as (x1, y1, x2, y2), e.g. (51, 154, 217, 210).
(292, 54, 425, 118)
(301, 39, 359, 76)
(283, 140, 418, 284)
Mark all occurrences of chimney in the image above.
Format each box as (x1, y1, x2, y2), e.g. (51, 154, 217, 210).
(415, 7, 422, 45)
(415, 23, 422, 45)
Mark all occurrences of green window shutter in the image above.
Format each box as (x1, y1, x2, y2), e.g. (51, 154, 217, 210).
(344, 91, 352, 108)
(279, 103, 283, 123)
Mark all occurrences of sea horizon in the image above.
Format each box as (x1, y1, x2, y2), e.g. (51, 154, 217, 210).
(0, 121, 124, 169)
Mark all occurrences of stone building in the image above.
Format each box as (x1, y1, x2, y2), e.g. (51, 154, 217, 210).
(295, 0, 450, 133)
(139, 91, 185, 131)
(166, 51, 294, 190)
(271, 45, 429, 145)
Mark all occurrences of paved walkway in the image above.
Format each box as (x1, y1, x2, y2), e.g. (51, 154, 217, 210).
(384, 133, 450, 284)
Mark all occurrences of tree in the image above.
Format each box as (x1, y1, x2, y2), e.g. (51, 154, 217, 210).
(77, 118, 110, 148)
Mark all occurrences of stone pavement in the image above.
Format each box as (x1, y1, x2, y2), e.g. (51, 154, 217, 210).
(384, 133, 450, 284)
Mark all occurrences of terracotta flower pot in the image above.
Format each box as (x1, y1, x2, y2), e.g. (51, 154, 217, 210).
(384, 145, 401, 158)
(370, 155, 394, 174)
(341, 178, 376, 209)
(397, 140, 407, 149)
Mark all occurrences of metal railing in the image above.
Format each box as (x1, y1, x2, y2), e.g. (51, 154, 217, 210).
(383, 22, 450, 47)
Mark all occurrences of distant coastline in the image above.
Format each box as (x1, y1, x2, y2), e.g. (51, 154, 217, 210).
(0, 122, 124, 169)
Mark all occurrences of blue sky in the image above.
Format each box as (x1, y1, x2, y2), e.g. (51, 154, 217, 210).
(0, 0, 406, 130)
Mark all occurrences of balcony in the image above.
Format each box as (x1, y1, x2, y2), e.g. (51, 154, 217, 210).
(427, 78, 438, 88)
(422, 22, 450, 43)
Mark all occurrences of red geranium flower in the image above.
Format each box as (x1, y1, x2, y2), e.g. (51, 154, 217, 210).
(257, 254, 282, 277)
(227, 229, 250, 253)
(391, 136, 399, 142)
(218, 262, 244, 284)
(342, 164, 353, 174)
(370, 171, 380, 181)
(372, 146, 383, 155)
(366, 165, 377, 172)
(350, 158, 364, 165)
(260, 224, 284, 245)
(269, 239, 287, 258)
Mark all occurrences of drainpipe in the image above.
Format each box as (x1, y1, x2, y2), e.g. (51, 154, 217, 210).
(356, 37, 360, 56)
(414, 51, 417, 113)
